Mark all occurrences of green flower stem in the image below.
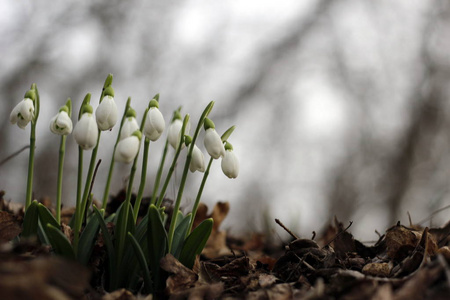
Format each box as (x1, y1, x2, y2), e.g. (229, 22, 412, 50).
(134, 137, 150, 222)
(25, 84, 39, 210)
(187, 157, 213, 236)
(101, 97, 131, 210)
(25, 122, 36, 210)
(74, 131, 101, 254)
(150, 139, 169, 206)
(56, 135, 67, 224)
(76, 147, 83, 215)
(116, 109, 147, 265)
(155, 115, 190, 208)
(167, 101, 214, 252)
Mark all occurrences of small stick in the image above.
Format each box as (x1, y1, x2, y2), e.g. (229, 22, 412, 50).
(311, 231, 316, 240)
(323, 221, 353, 248)
(275, 218, 299, 240)
(0, 145, 30, 167)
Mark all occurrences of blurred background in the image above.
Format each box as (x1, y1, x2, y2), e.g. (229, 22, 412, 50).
(1, 0, 449, 241)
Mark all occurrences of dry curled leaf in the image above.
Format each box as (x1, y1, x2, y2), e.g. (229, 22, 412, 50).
(0, 211, 22, 243)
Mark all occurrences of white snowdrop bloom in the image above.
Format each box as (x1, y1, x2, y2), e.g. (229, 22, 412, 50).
(144, 107, 165, 141)
(74, 113, 98, 150)
(221, 146, 239, 179)
(10, 98, 35, 129)
(96, 95, 118, 131)
(49, 110, 73, 135)
(204, 128, 225, 159)
(190, 144, 205, 173)
(114, 134, 140, 163)
(168, 119, 190, 149)
(120, 117, 140, 140)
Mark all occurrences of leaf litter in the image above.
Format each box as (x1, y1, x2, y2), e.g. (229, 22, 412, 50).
(0, 190, 449, 299)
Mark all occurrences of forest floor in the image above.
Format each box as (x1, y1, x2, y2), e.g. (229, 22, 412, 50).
(0, 190, 449, 300)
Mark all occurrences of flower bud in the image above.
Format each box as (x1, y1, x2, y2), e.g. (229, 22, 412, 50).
(190, 144, 205, 173)
(204, 128, 225, 159)
(74, 109, 98, 150)
(96, 94, 118, 131)
(221, 143, 239, 178)
(143, 106, 165, 141)
(120, 116, 140, 140)
(114, 132, 141, 163)
(168, 118, 190, 149)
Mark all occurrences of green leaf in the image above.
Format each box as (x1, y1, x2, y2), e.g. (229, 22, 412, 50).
(221, 125, 236, 142)
(171, 213, 192, 258)
(93, 206, 115, 290)
(179, 218, 213, 269)
(77, 212, 101, 265)
(148, 204, 167, 291)
(46, 224, 75, 260)
(22, 200, 39, 237)
(37, 203, 59, 228)
(114, 202, 135, 257)
(128, 232, 153, 294)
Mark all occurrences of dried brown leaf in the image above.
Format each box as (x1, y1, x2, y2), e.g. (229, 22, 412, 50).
(0, 211, 22, 243)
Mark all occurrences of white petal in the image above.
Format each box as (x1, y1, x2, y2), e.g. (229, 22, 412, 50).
(10, 102, 22, 125)
(221, 150, 239, 178)
(96, 96, 118, 131)
(114, 136, 140, 163)
(190, 145, 205, 173)
(120, 117, 140, 140)
(204, 128, 225, 159)
(144, 107, 165, 141)
(168, 119, 183, 149)
(74, 113, 98, 150)
(19, 98, 35, 122)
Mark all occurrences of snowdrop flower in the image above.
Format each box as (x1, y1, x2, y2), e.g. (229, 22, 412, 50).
(115, 130, 141, 163)
(96, 86, 118, 131)
(10, 91, 36, 129)
(143, 99, 165, 141)
(49, 107, 72, 135)
(184, 135, 205, 173)
(168, 111, 190, 149)
(203, 118, 225, 159)
(120, 109, 140, 140)
(221, 142, 239, 179)
(74, 104, 98, 150)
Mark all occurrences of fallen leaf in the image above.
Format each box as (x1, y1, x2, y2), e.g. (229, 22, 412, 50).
(0, 211, 22, 243)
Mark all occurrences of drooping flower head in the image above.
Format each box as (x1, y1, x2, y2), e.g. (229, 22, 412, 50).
(10, 89, 36, 129)
(203, 118, 225, 159)
(221, 142, 239, 179)
(96, 86, 118, 131)
(184, 135, 205, 173)
(74, 103, 98, 150)
(120, 108, 140, 140)
(143, 99, 165, 141)
(115, 130, 141, 163)
(50, 100, 73, 135)
(168, 110, 190, 149)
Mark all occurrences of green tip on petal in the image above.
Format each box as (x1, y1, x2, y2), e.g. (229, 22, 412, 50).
(103, 86, 115, 98)
(126, 107, 137, 118)
(224, 141, 233, 151)
(149, 99, 159, 108)
(204, 118, 215, 130)
(172, 110, 182, 122)
(24, 90, 36, 101)
(132, 130, 142, 140)
(81, 103, 93, 115)
(103, 74, 113, 88)
(184, 135, 192, 146)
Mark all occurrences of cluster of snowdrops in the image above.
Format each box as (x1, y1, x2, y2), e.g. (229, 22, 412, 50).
(8, 74, 239, 294)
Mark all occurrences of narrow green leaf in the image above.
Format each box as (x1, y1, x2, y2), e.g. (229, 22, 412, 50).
(37, 203, 59, 228)
(148, 204, 167, 291)
(179, 218, 213, 269)
(46, 224, 75, 260)
(171, 213, 192, 258)
(128, 232, 153, 294)
(93, 206, 115, 290)
(221, 125, 236, 142)
(22, 200, 39, 237)
(77, 213, 101, 265)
